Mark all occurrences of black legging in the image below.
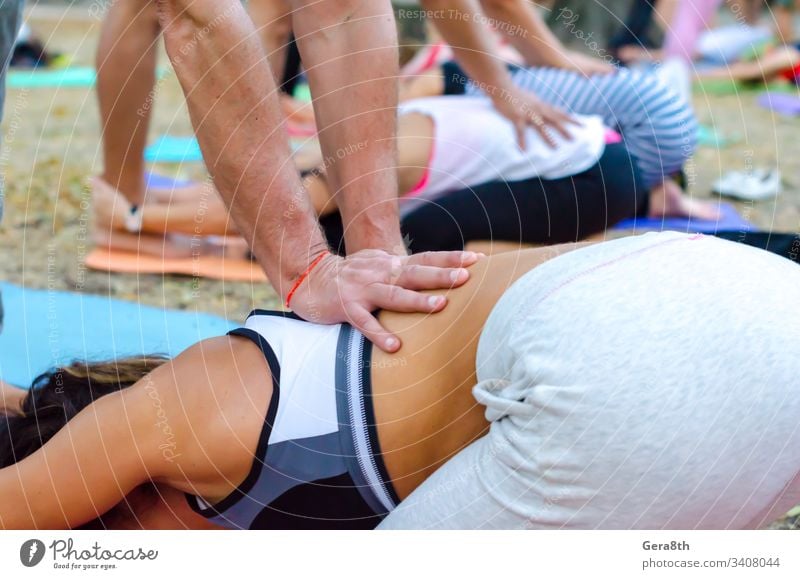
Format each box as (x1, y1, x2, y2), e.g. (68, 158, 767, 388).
(320, 142, 647, 254)
(608, 0, 659, 58)
(279, 33, 302, 96)
(714, 231, 800, 265)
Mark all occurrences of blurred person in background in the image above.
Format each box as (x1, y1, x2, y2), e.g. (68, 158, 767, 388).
(0, 0, 23, 218)
(0, 0, 25, 333)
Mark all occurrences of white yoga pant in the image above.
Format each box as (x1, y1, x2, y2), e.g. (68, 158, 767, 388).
(380, 232, 800, 529)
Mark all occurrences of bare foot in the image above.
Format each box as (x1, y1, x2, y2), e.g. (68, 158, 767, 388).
(91, 226, 194, 260)
(648, 180, 721, 221)
(93, 223, 250, 261)
(90, 176, 129, 231)
(146, 179, 215, 205)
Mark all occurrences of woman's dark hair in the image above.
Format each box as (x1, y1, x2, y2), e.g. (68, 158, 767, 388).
(0, 356, 168, 528)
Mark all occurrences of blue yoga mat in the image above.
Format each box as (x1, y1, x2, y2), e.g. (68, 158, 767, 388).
(145, 132, 308, 164)
(0, 282, 235, 388)
(7, 67, 97, 89)
(8, 66, 171, 90)
(613, 202, 754, 234)
(145, 136, 204, 163)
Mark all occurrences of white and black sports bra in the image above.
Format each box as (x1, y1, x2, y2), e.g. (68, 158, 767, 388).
(185, 310, 400, 529)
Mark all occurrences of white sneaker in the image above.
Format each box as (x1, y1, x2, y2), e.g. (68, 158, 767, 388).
(712, 169, 781, 201)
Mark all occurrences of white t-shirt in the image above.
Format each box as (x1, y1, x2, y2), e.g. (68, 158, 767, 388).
(397, 96, 606, 215)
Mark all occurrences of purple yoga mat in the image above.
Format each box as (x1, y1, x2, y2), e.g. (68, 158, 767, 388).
(145, 172, 194, 189)
(757, 92, 800, 116)
(613, 202, 754, 234)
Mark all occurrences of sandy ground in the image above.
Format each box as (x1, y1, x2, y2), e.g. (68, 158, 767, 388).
(0, 13, 280, 321)
(0, 6, 797, 530)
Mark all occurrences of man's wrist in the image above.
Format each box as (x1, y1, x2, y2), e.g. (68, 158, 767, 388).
(285, 249, 331, 309)
(345, 224, 406, 255)
(284, 240, 330, 282)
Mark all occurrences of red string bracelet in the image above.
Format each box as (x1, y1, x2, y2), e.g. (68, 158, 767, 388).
(285, 250, 330, 309)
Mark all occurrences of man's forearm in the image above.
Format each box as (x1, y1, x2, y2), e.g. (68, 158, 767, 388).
(479, 0, 570, 68)
(292, 0, 402, 254)
(156, 0, 327, 297)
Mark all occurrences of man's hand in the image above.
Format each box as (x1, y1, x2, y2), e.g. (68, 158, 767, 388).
(490, 86, 579, 149)
(288, 249, 481, 353)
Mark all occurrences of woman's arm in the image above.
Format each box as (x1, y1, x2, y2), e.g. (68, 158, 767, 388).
(479, 0, 612, 73)
(420, 0, 575, 146)
(0, 385, 167, 529)
(0, 336, 269, 530)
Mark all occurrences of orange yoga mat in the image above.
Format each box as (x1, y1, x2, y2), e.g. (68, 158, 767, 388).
(85, 246, 268, 283)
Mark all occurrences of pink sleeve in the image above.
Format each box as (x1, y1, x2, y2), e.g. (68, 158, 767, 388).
(663, 0, 725, 63)
(604, 128, 622, 144)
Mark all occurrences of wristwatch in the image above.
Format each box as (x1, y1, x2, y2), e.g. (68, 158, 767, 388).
(124, 204, 143, 233)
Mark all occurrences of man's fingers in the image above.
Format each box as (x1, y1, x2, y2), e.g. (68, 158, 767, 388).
(406, 250, 481, 268)
(393, 264, 470, 290)
(347, 305, 401, 353)
(370, 284, 448, 314)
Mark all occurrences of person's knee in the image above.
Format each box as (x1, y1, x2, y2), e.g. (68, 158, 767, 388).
(479, 0, 520, 15)
(418, 0, 453, 12)
(289, 0, 373, 24)
(155, 0, 241, 54)
(154, 0, 230, 29)
(112, 0, 160, 30)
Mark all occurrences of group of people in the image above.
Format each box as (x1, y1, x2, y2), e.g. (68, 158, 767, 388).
(0, 0, 799, 530)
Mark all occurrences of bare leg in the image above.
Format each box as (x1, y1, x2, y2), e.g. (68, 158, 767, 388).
(93, 227, 251, 260)
(648, 179, 721, 220)
(92, 176, 231, 237)
(775, 6, 797, 45)
(248, 0, 293, 84)
(96, 0, 161, 206)
(697, 46, 800, 81)
(651, 0, 680, 31)
(663, 0, 724, 63)
(93, 180, 251, 259)
(249, 1, 317, 127)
